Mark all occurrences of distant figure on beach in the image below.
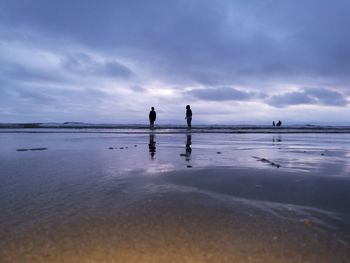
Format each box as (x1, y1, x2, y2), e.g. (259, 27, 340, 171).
(185, 105, 192, 128)
(148, 134, 156, 159)
(273, 121, 275, 126)
(276, 120, 282, 126)
(149, 107, 156, 129)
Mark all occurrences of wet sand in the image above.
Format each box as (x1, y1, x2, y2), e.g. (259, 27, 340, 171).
(0, 131, 349, 262)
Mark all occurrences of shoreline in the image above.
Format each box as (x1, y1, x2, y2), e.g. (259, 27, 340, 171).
(2, 127, 350, 134)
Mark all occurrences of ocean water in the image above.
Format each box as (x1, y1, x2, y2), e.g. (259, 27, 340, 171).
(0, 131, 349, 262)
(1, 124, 350, 134)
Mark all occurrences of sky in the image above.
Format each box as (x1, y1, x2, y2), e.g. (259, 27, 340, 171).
(0, 0, 350, 125)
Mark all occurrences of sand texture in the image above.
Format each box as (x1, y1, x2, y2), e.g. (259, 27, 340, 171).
(1, 131, 349, 262)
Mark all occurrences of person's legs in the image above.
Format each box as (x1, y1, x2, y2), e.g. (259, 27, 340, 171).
(187, 118, 192, 128)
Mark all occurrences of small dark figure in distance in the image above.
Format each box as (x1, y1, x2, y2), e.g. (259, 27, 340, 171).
(185, 105, 192, 129)
(149, 107, 156, 129)
(273, 121, 275, 126)
(276, 120, 282, 126)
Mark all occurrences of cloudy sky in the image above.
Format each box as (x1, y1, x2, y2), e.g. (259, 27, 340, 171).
(0, 0, 349, 124)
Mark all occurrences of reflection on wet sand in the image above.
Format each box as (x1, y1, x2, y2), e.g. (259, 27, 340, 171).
(272, 135, 282, 144)
(180, 134, 192, 163)
(1, 132, 350, 262)
(185, 134, 192, 161)
(148, 134, 156, 159)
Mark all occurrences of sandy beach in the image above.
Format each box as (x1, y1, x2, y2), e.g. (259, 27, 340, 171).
(0, 130, 349, 262)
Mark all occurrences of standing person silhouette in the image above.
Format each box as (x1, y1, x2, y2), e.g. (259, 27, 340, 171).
(149, 107, 156, 129)
(185, 105, 192, 129)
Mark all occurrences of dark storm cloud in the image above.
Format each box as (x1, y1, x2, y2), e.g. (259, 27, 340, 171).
(0, 61, 65, 83)
(267, 91, 316, 107)
(189, 87, 255, 101)
(13, 87, 57, 103)
(306, 88, 348, 106)
(267, 88, 348, 108)
(1, 0, 350, 86)
(62, 53, 132, 78)
(0, 0, 350, 123)
(1, 79, 109, 106)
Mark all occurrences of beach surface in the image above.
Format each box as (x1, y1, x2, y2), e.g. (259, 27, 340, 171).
(0, 130, 350, 262)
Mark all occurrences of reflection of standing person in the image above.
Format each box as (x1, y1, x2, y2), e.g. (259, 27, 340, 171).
(149, 107, 156, 129)
(148, 134, 156, 159)
(185, 105, 192, 129)
(180, 134, 192, 162)
(185, 134, 192, 161)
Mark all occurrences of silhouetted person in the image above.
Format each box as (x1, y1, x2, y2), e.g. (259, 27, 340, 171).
(149, 107, 156, 129)
(185, 105, 192, 128)
(148, 134, 156, 159)
(276, 120, 282, 126)
(273, 121, 275, 126)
